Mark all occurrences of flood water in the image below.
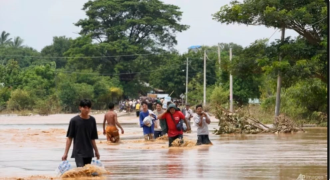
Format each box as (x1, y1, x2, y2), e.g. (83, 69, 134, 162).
(0, 114, 327, 180)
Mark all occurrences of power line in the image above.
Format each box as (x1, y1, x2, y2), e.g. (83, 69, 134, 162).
(0, 53, 164, 59)
(267, 29, 278, 42)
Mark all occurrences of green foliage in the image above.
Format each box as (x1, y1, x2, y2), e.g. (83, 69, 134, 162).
(187, 73, 215, 105)
(9, 37, 24, 48)
(55, 69, 123, 111)
(261, 37, 328, 86)
(1, 60, 21, 88)
(0, 31, 12, 46)
(69, 0, 189, 84)
(0, 87, 11, 110)
(148, 52, 186, 98)
(212, 0, 327, 45)
(210, 86, 229, 107)
(7, 89, 35, 110)
(19, 63, 56, 97)
(58, 82, 94, 112)
(41, 36, 72, 68)
(64, 36, 103, 71)
(261, 79, 327, 123)
(218, 41, 264, 105)
(76, 0, 189, 49)
(0, 46, 43, 67)
(0, 1, 327, 125)
(35, 99, 52, 116)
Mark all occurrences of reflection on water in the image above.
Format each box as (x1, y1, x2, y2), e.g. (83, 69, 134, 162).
(0, 128, 326, 180)
(101, 129, 326, 180)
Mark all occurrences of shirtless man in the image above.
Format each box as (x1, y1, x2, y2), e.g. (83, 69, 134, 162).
(103, 103, 124, 143)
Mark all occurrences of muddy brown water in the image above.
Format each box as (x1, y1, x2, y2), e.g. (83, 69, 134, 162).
(0, 114, 327, 180)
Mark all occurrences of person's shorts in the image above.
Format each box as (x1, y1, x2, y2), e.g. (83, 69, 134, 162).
(168, 134, 183, 147)
(75, 155, 92, 167)
(154, 130, 163, 138)
(106, 126, 120, 143)
(196, 135, 212, 145)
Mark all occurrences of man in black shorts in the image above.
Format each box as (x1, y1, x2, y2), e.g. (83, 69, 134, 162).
(62, 99, 100, 167)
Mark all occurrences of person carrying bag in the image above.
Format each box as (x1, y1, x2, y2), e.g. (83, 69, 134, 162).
(157, 104, 190, 147)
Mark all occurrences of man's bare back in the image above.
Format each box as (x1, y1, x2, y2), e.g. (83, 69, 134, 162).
(105, 110, 117, 126)
(103, 109, 124, 143)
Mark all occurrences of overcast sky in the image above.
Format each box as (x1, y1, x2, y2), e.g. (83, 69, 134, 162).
(0, 0, 298, 54)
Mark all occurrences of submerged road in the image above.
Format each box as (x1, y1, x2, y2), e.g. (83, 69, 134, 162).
(0, 113, 327, 180)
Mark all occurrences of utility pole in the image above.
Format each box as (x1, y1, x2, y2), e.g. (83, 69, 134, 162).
(185, 57, 189, 104)
(275, 27, 285, 119)
(229, 48, 233, 112)
(218, 43, 221, 71)
(203, 50, 206, 105)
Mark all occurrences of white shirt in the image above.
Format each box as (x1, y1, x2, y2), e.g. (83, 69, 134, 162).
(183, 108, 194, 120)
(152, 109, 163, 131)
(193, 113, 210, 135)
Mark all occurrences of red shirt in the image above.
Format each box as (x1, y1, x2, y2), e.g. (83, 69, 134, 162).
(160, 111, 185, 137)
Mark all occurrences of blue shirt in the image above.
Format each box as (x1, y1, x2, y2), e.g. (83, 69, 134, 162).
(139, 110, 156, 135)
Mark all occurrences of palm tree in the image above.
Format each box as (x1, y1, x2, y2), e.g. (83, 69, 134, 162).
(0, 31, 12, 46)
(10, 36, 24, 48)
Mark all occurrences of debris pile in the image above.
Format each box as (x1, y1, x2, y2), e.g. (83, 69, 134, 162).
(213, 106, 303, 135)
(61, 164, 110, 178)
(273, 114, 304, 133)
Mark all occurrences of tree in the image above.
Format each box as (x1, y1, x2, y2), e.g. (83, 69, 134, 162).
(69, 0, 189, 82)
(212, 0, 328, 45)
(148, 52, 186, 98)
(261, 78, 327, 122)
(0, 46, 43, 67)
(257, 36, 328, 85)
(76, 0, 189, 48)
(41, 36, 72, 68)
(213, 0, 328, 117)
(9, 37, 24, 48)
(18, 63, 56, 97)
(1, 60, 21, 88)
(7, 89, 35, 110)
(64, 36, 106, 70)
(0, 31, 12, 46)
(186, 72, 215, 105)
(58, 82, 94, 112)
(55, 69, 123, 111)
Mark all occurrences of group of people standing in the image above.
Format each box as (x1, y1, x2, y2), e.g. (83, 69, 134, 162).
(138, 101, 213, 147)
(119, 99, 139, 113)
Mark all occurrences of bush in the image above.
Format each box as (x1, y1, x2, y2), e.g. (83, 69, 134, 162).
(58, 82, 94, 112)
(7, 89, 35, 110)
(35, 99, 51, 116)
(261, 79, 327, 124)
(210, 86, 229, 107)
(0, 87, 11, 111)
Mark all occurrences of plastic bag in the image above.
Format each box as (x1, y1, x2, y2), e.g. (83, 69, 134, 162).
(91, 159, 105, 176)
(91, 159, 104, 168)
(55, 160, 71, 176)
(143, 116, 153, 127)
(182, 122, 187, 131)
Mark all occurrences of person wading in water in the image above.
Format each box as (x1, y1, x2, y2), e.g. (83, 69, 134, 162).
(103, 103, 124, 143)
(157, 104, 190, 147)
(139, 101, 156, 141)
(62, 99, 100, 167)
(193, 104, 212, 145)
